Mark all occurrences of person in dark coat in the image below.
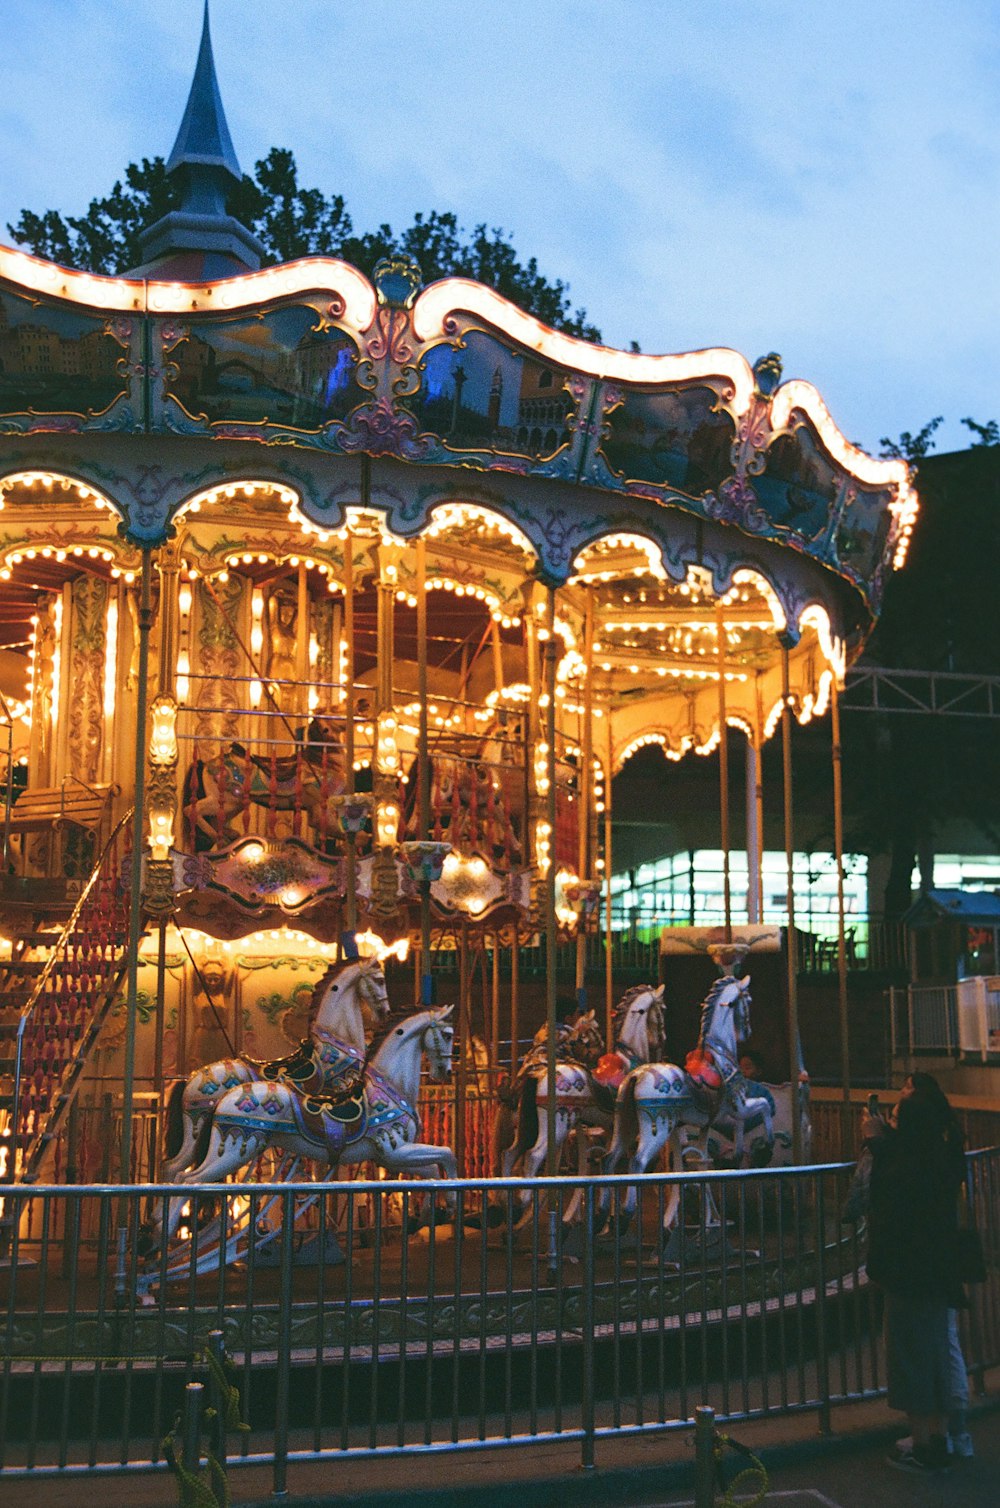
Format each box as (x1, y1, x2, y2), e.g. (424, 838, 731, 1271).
(862, 1078, 967, 1473)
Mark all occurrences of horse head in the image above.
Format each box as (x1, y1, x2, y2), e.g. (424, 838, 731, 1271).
(698, 973, 752, 1066)
(568, 1009, 604, 1067)
(311, 955, 391, 1044)
(423, 1003, 455, 1083)
(615, 982, 665, 1064)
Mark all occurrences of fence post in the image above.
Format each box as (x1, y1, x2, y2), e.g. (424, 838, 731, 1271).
(182, 1382, 205, 1476)
(580, 1185, 596, 1471)
(206, 1328, 227, 1479)
(694, 1405, 716, 1508)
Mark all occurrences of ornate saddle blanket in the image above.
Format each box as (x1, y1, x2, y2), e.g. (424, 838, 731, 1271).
(286, 1065, 417, 1162)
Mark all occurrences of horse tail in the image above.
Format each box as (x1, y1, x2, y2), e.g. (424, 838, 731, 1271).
(163, 1079, 187, 1160)
(189, 1105, 216, 1172)
(491, 1098, 515, 1174)
(182, 756, 205, 807)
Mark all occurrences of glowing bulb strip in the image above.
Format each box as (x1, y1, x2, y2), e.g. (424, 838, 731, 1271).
(571, 532, 668, 579)
(425, 502, 536, 558)
(771, 380, 912, 491)
(0, 242, 377, 326)
(413, 280, 756, 414)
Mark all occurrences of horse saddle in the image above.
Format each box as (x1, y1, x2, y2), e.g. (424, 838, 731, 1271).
(261, 1039, 314, 1084)
(290, 1081, 367, 1161)
(248, 751, 315, 780)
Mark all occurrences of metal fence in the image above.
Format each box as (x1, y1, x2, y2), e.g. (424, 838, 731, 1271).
(2, 1150, 998, 1490)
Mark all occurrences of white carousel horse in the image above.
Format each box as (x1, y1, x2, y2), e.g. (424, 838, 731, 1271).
(154, 1006, 456, 1246)
(599, 973, 774, 1230)
(162, 954, 391, 1181)
(184, 730, 348, 848)
(498, 987, 665, 1206)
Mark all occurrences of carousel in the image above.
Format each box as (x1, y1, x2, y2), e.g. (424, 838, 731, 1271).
(0, 11, 916, 1285)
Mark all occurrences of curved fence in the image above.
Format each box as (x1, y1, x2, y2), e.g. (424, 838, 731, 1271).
(1, 1150, 998, 1490)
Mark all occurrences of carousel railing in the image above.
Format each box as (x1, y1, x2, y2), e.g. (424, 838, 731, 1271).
(1, 809, 133, 1188)
(1, 1149, 998, 1486)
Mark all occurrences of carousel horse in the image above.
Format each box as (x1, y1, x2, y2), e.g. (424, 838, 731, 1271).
(162, 954, 391, 1181)
(497, 987, 665, 1206)
(599, 973, 774, 1230)
(153, 1006, 456, 1246)
(401, 754, 522, 863)
(183, 726, 348, 848)
(491, 1010, 604, 1172)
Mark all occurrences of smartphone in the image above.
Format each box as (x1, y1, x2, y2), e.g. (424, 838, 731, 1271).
(866, 1093, 880, 1116)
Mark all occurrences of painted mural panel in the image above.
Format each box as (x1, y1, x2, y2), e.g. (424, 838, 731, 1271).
(600, 385, 734, 498)
(162, 305, 363, 432)
(412, 331, 573, 461)
(752, 425, 839, 543)
(836, 484, 894, 582)
(0, 286, 127, 420)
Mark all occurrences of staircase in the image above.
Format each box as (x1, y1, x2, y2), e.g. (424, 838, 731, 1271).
(0, 810, 134, 1189)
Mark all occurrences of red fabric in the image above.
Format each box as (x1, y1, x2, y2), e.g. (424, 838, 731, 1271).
(685, 1047, 723, 1090)
(593, 1051, 628, 1091)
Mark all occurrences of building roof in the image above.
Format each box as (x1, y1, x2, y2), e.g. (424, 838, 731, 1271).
(165, 2, 241, 182)
(902, 889, 1000, 928)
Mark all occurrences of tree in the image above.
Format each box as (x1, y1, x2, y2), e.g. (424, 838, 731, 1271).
(7, 148, 601, 341)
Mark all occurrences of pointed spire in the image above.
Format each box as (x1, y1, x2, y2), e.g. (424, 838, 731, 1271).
(165, 2, 241, 184)
(131, 1, 265, 279)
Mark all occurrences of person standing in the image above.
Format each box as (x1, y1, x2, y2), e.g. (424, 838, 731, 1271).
(862, 1075, 968, 1474)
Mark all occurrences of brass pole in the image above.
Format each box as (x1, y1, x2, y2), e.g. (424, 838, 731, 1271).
(456, 916, 469, 1175)
(831, 674, 852, 1133)
(417, 537, 432, 1003)
(781, 645, 802, 1164)
(717, 603, 732, 942)
(153, 917, 167, 1163)
(343, 532, 357, 931)
(755, 674, 765, 920)
(509, 924, 520, 1075)
(544, 587, 559, 1179)
(296, 561, 309, 719)
(576, 593, 594, 999)
(121, 548, 153, 1183)
(491, 930, 500, 1079)
(604, 713, 614, 1049)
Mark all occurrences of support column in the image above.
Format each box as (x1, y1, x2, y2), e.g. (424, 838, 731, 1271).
(576, 593, 594, 1003)
(417, 537, 433, 1004)
(343, 533, 357, 931)
(543, 587, 559, 1180)
(120, 549, 154, 1182)
(604, 714, 614, 1048)
(831, 675, 852, 1132)
(716, 603, 732, 942)
(781, 645, 802, 1165)
(745, 734, 761, 925)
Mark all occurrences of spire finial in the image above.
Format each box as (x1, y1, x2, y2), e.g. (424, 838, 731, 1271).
(131, 0, 265, 278)
(166, 0, 242, 183)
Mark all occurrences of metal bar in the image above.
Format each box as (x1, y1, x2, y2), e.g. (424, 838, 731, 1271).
(782, 645, 802, 1165)
(120, 549, 153, 1183)
(831, 677, 852, 1146)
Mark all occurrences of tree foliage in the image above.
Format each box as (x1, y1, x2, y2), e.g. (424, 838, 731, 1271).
(7, 147, 601, 340)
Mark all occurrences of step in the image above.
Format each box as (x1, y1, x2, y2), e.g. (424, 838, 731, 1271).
(0, 960, 51, 975)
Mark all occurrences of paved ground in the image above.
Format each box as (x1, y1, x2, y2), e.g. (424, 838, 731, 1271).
(8, 1387, 998, 1507)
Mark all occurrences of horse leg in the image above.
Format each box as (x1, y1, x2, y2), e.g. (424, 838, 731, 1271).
(376, 1141, 459, 1223)
(562, 1120, 591, 1226)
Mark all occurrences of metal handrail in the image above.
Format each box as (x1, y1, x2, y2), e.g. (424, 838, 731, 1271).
(8, 806, 135, 1181)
